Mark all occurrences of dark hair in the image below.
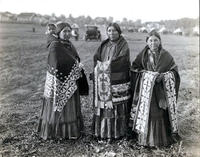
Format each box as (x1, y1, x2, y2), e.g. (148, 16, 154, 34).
(107, 22, 122, 35)
(47, 23, 56, 28)
(55, 22, 71, 35)
(146, 30, 161, 42)
(146, 30, 162, 50)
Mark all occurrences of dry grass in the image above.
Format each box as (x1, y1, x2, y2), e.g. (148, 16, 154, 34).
(0, 23, 199, 157)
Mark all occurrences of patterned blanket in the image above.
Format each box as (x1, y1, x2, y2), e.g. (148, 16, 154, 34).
(94, 60, 131, 115)
(163, 71, 178, 133)
(131, 71, 178, 135)
(131, 71, 158, 135)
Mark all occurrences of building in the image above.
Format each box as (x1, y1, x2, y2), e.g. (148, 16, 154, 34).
(192, 26, 199, 36)
(0, 12, 16, 22)
(173, 28, 183, 35)
(17, 13, 37, 23)
(138, 27, 148, 33)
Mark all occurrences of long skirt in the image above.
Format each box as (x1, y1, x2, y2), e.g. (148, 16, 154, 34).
(138, 91, 174, 147)
(93, 103, 128, 140)
(37, 90, 83, 140)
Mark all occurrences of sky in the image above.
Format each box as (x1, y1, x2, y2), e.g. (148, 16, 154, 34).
(0, 0, 199, 22)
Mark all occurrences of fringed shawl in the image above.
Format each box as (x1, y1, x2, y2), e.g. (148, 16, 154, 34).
(130, 46, 180, 135)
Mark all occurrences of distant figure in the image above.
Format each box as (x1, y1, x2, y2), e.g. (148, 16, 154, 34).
(130, 30, 181, 147)
(32, 27, 35, 32)
(37, 22, 89, 140)
(91, 23, 131, 143)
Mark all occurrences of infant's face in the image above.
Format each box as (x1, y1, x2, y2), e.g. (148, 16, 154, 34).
(46, 26, 56, 34)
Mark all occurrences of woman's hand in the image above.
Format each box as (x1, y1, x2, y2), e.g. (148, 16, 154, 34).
(106, 103, 113, 109)
(79, 62, 84, 68)
(156, 73, 164, 83)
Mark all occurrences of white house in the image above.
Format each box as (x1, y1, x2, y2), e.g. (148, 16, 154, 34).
(173, 28, 183, 35)
(158, 26, 170, 34)
(32, 15, 48, 25)
(193, 26, 199, 36)
(0, 12, 16, 22)
(138, 27, 148, 33)
(146, 23, 160, 32)
(17, 13, 37, 23)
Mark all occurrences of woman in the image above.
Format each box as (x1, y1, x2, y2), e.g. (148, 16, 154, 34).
(38, 22, 88, 140)
(130, 30, 180, 147)
(91, 23, 131, 143)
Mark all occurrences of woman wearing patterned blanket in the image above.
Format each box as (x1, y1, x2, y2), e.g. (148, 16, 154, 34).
(91, 23, 131, 143)
(37, 22, 88, 140)
(130, 30, 181, 147)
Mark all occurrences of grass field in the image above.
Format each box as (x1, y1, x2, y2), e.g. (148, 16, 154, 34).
(0, 23, 199, 157)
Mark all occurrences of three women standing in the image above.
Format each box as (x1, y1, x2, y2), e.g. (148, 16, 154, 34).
(38, 22, 180, 148)
(38, 22, 88, 140)
(91, 23, 131, 143)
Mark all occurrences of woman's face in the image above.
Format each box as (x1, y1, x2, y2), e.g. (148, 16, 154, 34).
(147, 35, 161, 52)
(107, 26, 120, 41)
(59, 26, 71, 40)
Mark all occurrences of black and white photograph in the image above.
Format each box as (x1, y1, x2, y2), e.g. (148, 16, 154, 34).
(0, 0, 199, 156)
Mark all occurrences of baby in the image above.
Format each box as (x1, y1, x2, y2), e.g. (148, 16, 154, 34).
(45, 23, 56, 35)
(45, 23, 58, 47)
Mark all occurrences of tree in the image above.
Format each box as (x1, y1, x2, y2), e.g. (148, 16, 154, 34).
(51, 13, 56, 18)
(68, 14, 74, 23)
(75, 15, 86, 26)
(58, 14, 66, 21)
(108, 16, 113, 23)
(85, 16, 92, 24)
(135, 19, 142, 27)
(94, 17, 107, 25)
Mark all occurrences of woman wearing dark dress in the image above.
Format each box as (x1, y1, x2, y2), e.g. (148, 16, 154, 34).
(130, 30, 180, 147)
(37, 22, 88, 140)
(91, 23, 131, 143)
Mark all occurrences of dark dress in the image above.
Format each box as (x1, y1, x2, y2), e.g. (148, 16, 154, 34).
(37, 37, 88, 140)
(130, 46, 180, 147)
(92, 36, 131, 140)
